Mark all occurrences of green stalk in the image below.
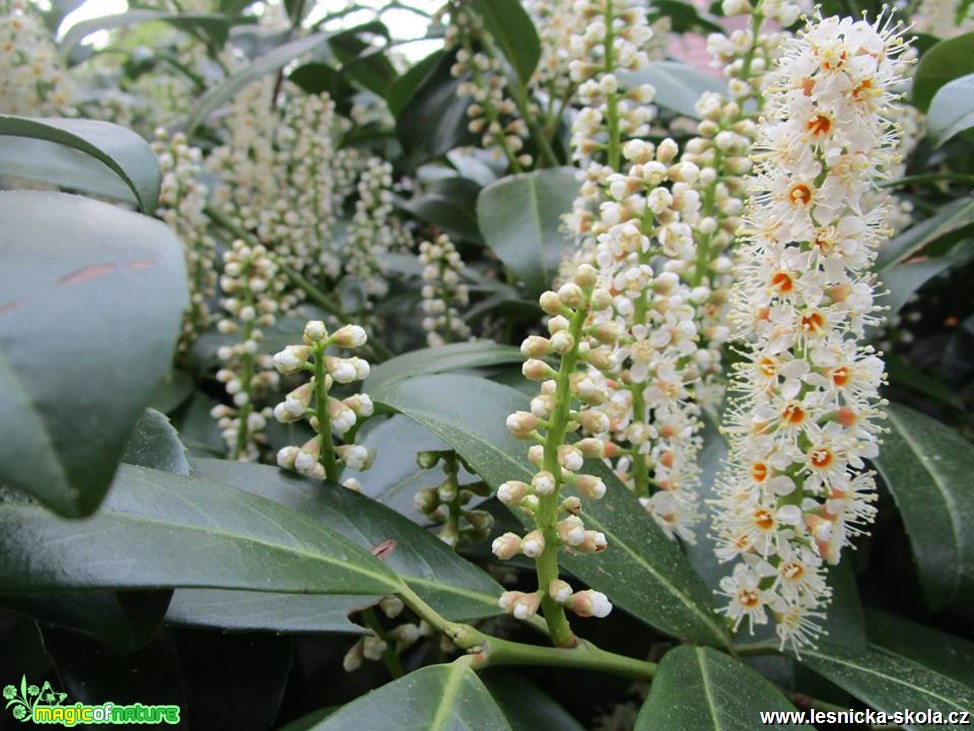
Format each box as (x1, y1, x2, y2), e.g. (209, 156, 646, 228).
(361, 608, 406, 679)
(312, 344, 340, 483)
(604, 0, 621, 170)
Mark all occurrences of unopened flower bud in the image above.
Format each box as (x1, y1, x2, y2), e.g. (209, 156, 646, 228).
(577, 530, 608, 553)
(575, 438, 605, 459)
(513, 593, 541, 620)
(332, 324, 368, 348)
(573, 263, 598, 289)
(277, 446, 300, 469)
(560, 496, 582, 514)
(379, 596, 404, 618)
(273, 345, 312, 374)
(303, 320, 327, 342)
(532, 470, 557, 495)
(539, 291, 566, 315)
(556, 282, 584, 309)
(567, 590, 612, 618)
(575, 473, 607, 499)
(521, 335, 552, 357)
(506, 410, 539, 438)
(557, 516, 586, 545)
(491, 532, 523, 560)
(523, 359, 556, 381)
(558, 445, 584, 472)
(548, 580, 573, 604)
(550, 330, 575, 354)
(497, 480, 529, 505)
(521, 529, 546, 557)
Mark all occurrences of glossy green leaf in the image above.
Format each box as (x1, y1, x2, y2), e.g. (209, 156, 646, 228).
(636, 646, 801, 730)
(122, 409, 190, 476)
(0, 192, 186, 517)
(365, 341, 523, 395)
(796, 641, 974, 728)
(647, 0, 723, 33)
(881, 255, 960, 320)
(484, 673, 585, 731)
(330, 23, 398, 97)
(165, 589, 372, 634)
(190, 459, 503, 621)
(0, 115, 161, 214)
(886, 356, 967, 412)
(307, 662, 512, 731)
(186, 31, 335, 133)
(395, 177, 483, 243)
(61, 11, 232, 56)
(477, 168, 579, 296)
(866, 610, 974, 689)
(873, 403, 974, 611)
(0, 464, 401, 596)
(386, 49, 443, 117)
(876, 196, 974, 270)
(148, 370, 195, 415)
(374, 374, 730, 647)
(913, 32, 974, 112)
(928, 74, 974, 147)
(620, 61, 729, 119)
(469, 0, 541, 87)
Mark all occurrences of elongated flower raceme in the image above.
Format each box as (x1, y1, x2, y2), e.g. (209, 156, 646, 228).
(712, 12, 910, 650)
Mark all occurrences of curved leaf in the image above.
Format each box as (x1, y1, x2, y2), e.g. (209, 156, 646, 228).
(927, 74, 974, 147)
(477, 168, 579, 296)
(374, 373, 730, 648)
(61, 11, 232, 57)
(122, 409, 190, 476)
(190, 459, 503, 621)
(913, 32, 974, 112)
(469, 0, 541, 87)
(796, 641, 974, 729)
(0, 464, 401, 596)
(0, 115, 161, 213)
(484, 673, 585, 731)
(620, 61, 729, 119)
(186, 31, 335, 133)
(866, 610, 974, 689)
(307, 662, 512, 731)
(365, 341, 523, 395)
(0, 192, 186, 517)
(636, 646, 801, 730)
(873, 403, 974, 611)
(877, 196, 974, 270)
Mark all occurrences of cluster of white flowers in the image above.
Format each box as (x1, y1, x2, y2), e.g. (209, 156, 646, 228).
(211, 240, 284, 461)
(273, 320, 375, 486)
(0, 0, 73, 115)
(152, 128, 216, 351)
(448, 5, 533, 170)
(342, 597, 428, 673)
(413, 451, 493, 547)
(712, 13, 909, 649)
(419, 234, 472, 347)
(912, 0, 974, 37)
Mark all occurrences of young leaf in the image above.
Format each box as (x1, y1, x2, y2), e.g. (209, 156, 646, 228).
(912, 32, 974, 112)
(477, 168, 580, 296)
(306, 663, 512, 731)
(0, 464, 402, 597)
(795, 641, 974, 726)
(365, 341, 523, 395)
(469, 0, 541, 87)
(927, 74, 974, 147)
(0, 115, 161, 214)
(122, 409, 190, 476)
(635, 646, 801, 730)
(374, 373, 731, 648)
(620, 62, 729, 119)
(872, 403, 974, 612)
(0, 192, 186, 517)
(190, 459, 504, 621)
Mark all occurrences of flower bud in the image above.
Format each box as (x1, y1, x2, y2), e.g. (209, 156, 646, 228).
(332, 324, 367, 348)
(573, 263, 598, 289)
(277, 446, 300, 469)
(497, 480, 530, 505)
(577, 530, 608, 553)
(521, 335, 552, 357)
(520, 529, 546, 558)
(550, 330, 575, 354)
(557, 516, 586, 546)
(303, 320, 327, 342)
(523, 359, 556, 381)
(575, 473, 607, 499)
(575, 438, 605, 459)
(558, 445, 584, 472)
(567, 590, 612, 618)
(539, 291, 566, 315)
(531, 470, 557, 495)
(548, 580, 573, 604)
(560, 496, 582, 514)
(273, 345, 312, 374)
(491, 532, 523, 560)
(513, 592, 541, 620)
(506, 411, 539, 438)
(557, 282, 584, 309)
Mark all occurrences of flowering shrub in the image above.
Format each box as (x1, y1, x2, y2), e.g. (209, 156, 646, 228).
(1, 0, 973, 727)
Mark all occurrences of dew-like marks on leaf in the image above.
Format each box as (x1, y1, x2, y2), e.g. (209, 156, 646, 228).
(0, 298, 24, 316)
(58, 262, 118, 286)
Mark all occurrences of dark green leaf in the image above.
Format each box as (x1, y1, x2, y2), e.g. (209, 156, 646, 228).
(866, 609, 974, 689)
(885, 356, 966, 412)
(620, 62, 729, 119)
(186, 31, 335, 133)
(365, 341, 523, 395)
(386, 49, 443, 117)
(927, 74, 974, 147)
(477, 168, 579, 296)
(0, 192, 186, 517)
(374, 374, 730, 647)
(330, 23, 398, 97)
(881, 254, 962, 320)
(190, 459, 503, 621)
(873, 403, 974, 611)
(165, 589, 372, 634)
(876, 196, 974, 269)
(469, 0, 541, 87)
(0, 115, 161, 214)
(647, 0, 724, 34)
(307, 662, 512, 731)
(0, 464, 401, 596)
(636, 646, 801, 730)
(396, 176, 483, 243)
(289, 62, 357, 100)
(913, 32, 974, 112)
(122, 408, 190, 476)
(796, 641, 974, 728)
(148, 370, 195, 415)
(61, 11, 232, 58)
(484, 673, 585, 731)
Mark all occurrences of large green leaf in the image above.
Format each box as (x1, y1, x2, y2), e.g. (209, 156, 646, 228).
(873, 403, 974, 612)
(477, 168, 579, 296)
(307, 662, 512, 731)
(186, 31, 335, 133)
(483, 673, 585, 731)
(927, 74, 974, 147)
(876, 196, 974, 270)
(0, 192, 186, 517)
(469, 0, 541, 87)
(122, 408, 190, 476)
(913, 32, 974, 112)
(60, 10, 232, 57)
(636, 646, 801, 730)
(165, 589, 372, 634)
(880, 253, 965, 321)
(796, 641, 974, 729)
(365, 341, 523, 395)
(0, 464, 400, 596)
(866, 610, 974, 689)
(190, 459, 503, 621)
(374, 373, 730, 647)
(620, 61, 729, 119)
(395, 176, 483, 243)
(0, 115, 161, 214)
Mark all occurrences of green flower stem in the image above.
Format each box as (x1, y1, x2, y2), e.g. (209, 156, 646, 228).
(535, 299, 592, 648)
(397, 586, 656, 681)
(312, 343, 340, 483)
(203, 205, 394, 362)
(604, 0, 621, 171)
(361, 607, 406, 679)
